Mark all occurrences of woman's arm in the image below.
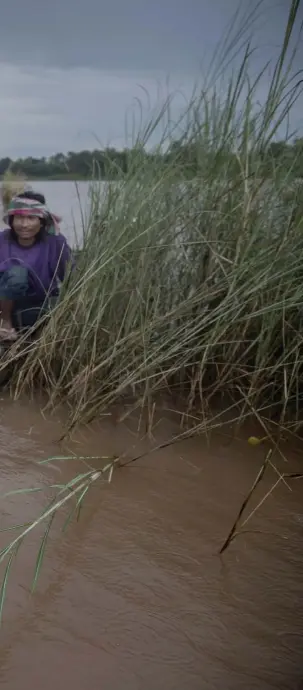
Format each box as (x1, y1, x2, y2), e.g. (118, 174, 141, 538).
(0, 231, 18, 339)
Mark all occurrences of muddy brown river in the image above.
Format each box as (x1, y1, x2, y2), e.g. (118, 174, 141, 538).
(0, 395, 302, 689)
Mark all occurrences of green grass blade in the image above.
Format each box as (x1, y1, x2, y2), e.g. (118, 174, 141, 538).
(0, 540, 23, 625)
(31, 514, 55, 594)
(62, 485, 90, 532)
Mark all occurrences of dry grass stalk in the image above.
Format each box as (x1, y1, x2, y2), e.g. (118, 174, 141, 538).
(1, 170, 28, 210)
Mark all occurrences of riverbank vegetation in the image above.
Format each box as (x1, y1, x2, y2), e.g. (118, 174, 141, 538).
(0, 137, 303, 182)
(4, 0, 303, 439)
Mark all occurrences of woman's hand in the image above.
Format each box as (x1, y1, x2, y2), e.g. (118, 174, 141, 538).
(0, 320, 17, 341)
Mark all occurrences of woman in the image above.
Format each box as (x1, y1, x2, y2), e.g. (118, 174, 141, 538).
(0, 192, 72, 341)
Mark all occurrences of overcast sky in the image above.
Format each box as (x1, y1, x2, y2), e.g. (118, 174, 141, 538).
(0, 0, 302, 157)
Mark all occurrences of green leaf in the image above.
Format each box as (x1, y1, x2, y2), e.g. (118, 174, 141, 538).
(0, 540, 23, 625)
(0, 522, 31, 534)
(62, 485, 89, 532)
(31, 514, 55, 594)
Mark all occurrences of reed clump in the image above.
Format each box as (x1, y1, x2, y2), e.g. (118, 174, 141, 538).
(0, 169, 29, 210)
(8, 1, 303, 435)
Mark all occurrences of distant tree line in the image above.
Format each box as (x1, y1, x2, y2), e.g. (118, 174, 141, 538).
(0, 149, 130, 180)
(0, 138, 302, 180)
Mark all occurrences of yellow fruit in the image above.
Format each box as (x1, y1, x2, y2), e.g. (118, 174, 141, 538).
(248, 436, 262, 446)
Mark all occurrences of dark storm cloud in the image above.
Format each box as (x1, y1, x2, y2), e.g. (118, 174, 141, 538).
(0, 0, 295, 71)
(0, 0, 301, 156)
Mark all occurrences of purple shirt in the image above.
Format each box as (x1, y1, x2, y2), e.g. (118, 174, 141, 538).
(0, 229, 72, 297)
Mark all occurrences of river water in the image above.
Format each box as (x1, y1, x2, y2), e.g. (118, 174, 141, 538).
(0, 395, 302, 689)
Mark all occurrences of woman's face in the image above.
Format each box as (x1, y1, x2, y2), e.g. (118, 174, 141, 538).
(12, 214, 41, 243)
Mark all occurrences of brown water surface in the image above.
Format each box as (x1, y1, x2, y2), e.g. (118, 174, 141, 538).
(0, 396, 302, 689)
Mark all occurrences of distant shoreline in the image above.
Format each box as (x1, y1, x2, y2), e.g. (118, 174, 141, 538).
(0, 175, 91, 182)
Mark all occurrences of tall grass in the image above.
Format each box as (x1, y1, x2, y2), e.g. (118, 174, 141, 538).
(6, 0, 303, 437)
